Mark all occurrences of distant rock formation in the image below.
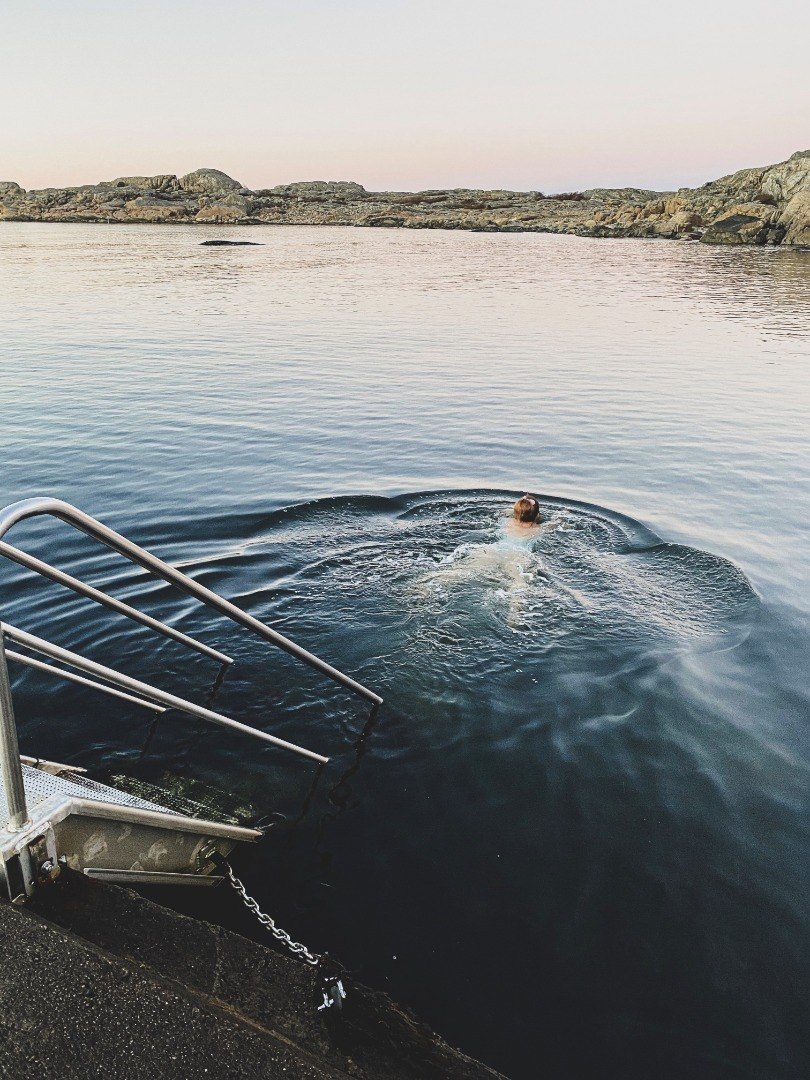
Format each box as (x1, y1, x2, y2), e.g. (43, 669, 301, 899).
(178, 168, 243, 195)
(2, 152, 808, 246)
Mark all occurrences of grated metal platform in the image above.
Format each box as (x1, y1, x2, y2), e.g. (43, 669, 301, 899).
(0, 764, 175, 825)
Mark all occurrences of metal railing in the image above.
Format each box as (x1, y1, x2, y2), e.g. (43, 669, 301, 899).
(0, 496, 382, 832)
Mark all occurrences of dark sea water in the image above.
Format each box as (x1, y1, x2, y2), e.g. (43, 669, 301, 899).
(0, 223, 808, 1079)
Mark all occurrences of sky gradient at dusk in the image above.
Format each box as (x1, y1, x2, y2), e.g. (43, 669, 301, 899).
(3, 0, 808, 193)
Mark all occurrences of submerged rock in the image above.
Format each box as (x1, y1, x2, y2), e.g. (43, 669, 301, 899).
(1, 149, 808, 245)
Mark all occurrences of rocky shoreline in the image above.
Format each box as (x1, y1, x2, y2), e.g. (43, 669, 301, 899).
(2, 150, 808, 246)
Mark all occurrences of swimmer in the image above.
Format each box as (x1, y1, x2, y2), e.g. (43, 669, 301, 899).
(413, 495, 544, 613)
(503, 494, 542, 540)
(409, 493, 579, 629)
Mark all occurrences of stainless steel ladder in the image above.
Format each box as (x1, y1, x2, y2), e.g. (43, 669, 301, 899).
(0, 497, 382, 899)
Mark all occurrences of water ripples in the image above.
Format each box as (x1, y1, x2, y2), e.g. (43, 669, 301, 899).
(0, 224, 807, 1080)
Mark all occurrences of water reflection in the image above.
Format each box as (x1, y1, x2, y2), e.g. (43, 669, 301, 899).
(0, 223, 807, 1080)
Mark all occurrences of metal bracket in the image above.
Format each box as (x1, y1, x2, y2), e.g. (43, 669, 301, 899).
(28, 831, 60, 889)
(0, 822, 58, 901)
(318, 977, 347, 1013)
(195, 840, 220, 873)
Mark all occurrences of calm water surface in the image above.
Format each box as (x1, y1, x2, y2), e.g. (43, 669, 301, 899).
(1, 223, 808, 1079)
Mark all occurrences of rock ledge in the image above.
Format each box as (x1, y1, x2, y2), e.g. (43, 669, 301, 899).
(2, 152, 808, 246)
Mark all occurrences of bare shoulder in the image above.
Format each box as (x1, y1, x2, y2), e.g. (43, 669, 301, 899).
(503, 518, 538, 539)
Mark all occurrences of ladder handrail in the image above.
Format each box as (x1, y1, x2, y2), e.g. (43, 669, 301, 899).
(4, 647, 168, 714)
(0, 496, 381, 831)
(3, 623, 329, 765)
(0, 497, 382, 706)
(0, 539, 232, 665)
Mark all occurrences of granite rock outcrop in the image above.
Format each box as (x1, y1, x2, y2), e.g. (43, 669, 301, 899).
(2, 152, 807, 246)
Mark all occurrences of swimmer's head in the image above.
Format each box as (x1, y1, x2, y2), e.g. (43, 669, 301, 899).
(513, 495, 541, 524)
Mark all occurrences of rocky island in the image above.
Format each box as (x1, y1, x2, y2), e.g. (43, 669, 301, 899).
(2, 150, 808, 246)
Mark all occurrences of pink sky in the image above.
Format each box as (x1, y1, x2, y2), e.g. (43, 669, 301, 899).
(3, 0, 808, 193)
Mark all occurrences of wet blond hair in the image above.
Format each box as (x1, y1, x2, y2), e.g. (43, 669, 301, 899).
(513, 495, 541, 523)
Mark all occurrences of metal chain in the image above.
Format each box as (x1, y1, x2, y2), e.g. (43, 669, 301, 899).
(223, 861, 321, 967)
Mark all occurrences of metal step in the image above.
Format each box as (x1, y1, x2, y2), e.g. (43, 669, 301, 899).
(103, 772, 258, 827)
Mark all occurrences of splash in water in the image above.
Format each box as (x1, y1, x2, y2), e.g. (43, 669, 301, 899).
(268, 492, 754, 640)
(189, 490, 759, 713)
(413, 508, 572, 630)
